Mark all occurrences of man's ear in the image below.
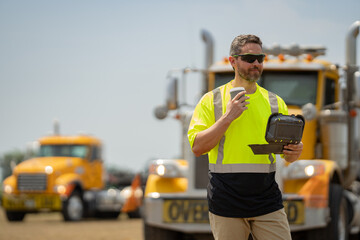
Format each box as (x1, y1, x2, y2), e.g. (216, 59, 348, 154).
(229, 56, 236, 70)
(229, 56, 235, 66)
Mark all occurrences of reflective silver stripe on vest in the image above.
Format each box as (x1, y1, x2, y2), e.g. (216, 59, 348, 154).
(209, 162, 276, 173)
(210, 87, 279, 173)
(213, 88, 223, 122)
(213, 88, 225, 165)
(267, 91, 278, 164)
(268, 91, 278, 113)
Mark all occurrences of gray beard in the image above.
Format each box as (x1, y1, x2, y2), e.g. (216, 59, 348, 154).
(238, 71, 259, 83)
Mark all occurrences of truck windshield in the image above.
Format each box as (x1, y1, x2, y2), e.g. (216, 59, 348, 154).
(259, 71, 318, 106)
(39, 145, 89, 158)
(214, 70, 318, 106)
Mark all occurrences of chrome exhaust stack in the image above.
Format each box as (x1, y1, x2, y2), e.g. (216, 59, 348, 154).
(201, 29, 214, 95)
(344, 20, 360, 187)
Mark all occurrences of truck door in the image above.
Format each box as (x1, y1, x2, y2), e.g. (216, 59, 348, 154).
(87, 145, 104, 189)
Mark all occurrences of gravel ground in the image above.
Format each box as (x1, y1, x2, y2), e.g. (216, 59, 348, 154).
(0, 208, 143, 240)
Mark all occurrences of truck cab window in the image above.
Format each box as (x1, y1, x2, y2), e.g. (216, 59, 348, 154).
(90, 146, 101, 162)
(259, 71, 318, 106)
(324, 78, 336, 106)
(39, 144, 89, 159)
(214, 71, 318, 107)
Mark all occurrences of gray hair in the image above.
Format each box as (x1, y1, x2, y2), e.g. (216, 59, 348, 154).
(229, 34, 262, 56)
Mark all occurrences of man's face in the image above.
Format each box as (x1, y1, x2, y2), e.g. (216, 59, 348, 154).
(231, 43, 263, 82)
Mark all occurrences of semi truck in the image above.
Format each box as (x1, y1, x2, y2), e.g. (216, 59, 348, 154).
(143, 20, 360, 240)
(2, 133, 125, 221)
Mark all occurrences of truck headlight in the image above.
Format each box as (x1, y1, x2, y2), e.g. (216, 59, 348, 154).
(149, 159, 188, 178)
(54, 185, 67, 195)
(283, 160, 325, 179)
(45, 166, 53, 174)
(3, 185, 13, 194)
(120, 186, 143, 199)
(120, 187, 132, 199)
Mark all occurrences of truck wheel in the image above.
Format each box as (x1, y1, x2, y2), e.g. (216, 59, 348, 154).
(307, 183, 348, 240)
(144, 222, 182, 240)
(327, 184, 348, 240)
(62, 190, 84, 221)
(5, 211, 26, 221)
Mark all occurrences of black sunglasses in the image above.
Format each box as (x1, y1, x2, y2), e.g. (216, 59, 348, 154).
(232, 54, 266, 63)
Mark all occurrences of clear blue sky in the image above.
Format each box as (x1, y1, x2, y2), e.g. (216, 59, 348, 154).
(0, 0, 359, 171)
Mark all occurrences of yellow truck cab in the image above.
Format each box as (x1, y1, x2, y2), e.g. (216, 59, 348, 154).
(2, 134, 123, 221)
(144, 21, 360, 240)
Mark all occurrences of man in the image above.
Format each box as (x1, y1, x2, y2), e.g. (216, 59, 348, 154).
(188, 34, 303, 240)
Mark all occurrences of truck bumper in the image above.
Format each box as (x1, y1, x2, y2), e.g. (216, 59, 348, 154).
(144, 194, 329, 233)
(91, 189, 123, 212)
(283, 194, 329, 232)
(144, 196, 211, 234)
(2, 193, 62, 211)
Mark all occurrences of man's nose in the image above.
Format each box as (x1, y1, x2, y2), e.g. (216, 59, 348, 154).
(253, 59, 262, 65)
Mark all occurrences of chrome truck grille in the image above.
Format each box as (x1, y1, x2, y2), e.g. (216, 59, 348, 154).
(17, 174, 47, 191)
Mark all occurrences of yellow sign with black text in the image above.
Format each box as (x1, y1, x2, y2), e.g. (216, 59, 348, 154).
(283, 200, 305, 225)
(3, 194, 62, 210)
(163, 199, 209, 223)
(163, 199, 304, 225)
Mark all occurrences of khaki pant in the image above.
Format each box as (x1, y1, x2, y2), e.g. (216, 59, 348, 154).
(209, 208, 291, 240)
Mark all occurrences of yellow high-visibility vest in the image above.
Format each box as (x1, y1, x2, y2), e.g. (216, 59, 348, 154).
(188, 81, 288, 173)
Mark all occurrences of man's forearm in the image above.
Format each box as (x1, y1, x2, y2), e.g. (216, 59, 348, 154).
(192, 115, 232, 157)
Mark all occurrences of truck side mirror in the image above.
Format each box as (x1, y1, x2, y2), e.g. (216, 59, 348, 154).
(166, 77, 178, 110)
(154, 105, 168, 120)
(302, 103, 317, 121)
(154, 77, 178, 120)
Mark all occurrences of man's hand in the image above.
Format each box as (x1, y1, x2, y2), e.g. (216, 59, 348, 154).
(283, 142, 303, 163)
(224, 91, 250, 122)
(191, 91, 249, 157)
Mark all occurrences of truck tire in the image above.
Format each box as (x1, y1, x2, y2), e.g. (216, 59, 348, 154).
(144, 222, 182, 240)
(5, 211, 26, 221)
(308, 183, 348, 240)
(62, 190, 84, 221)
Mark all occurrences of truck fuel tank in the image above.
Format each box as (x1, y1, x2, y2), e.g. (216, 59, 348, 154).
(319, 110, 348, 169)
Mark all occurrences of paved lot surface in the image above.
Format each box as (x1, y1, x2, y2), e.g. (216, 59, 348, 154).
(0, 208, 143, 240)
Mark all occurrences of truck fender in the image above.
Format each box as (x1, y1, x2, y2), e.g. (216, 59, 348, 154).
(297, 160, 343, 208)
(2, 175, 16, 191)
(327, 161, 344, 185)
(55, 173, 83, 198)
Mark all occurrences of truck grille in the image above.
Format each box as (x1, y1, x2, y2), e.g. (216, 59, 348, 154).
(17, 174, 47, 191)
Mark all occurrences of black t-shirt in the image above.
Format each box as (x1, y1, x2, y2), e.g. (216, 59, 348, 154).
(208, 171, 283, 218)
